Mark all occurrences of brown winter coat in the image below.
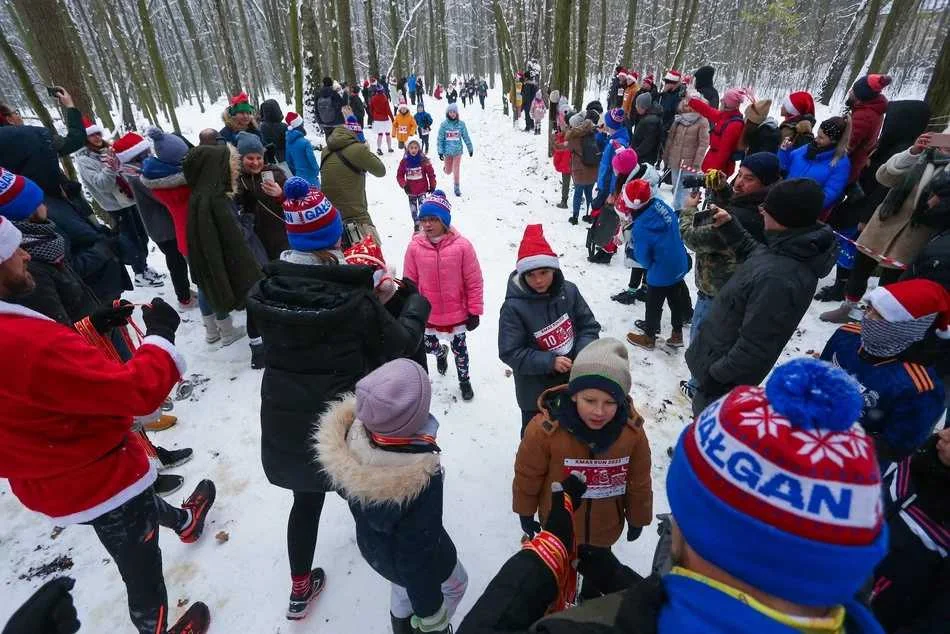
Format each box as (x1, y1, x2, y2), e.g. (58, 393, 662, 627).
(857, 147, 945, 268)
(512, 386, 653, 548)
(236, 165, 288, 261)
(663, 113, 710, 172)
(564, 122, 599, 186)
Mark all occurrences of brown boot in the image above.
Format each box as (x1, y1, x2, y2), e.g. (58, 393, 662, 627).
(626, 331, 656, 350)
(667, 330, 684, 348)
(145, 414, 177, 432)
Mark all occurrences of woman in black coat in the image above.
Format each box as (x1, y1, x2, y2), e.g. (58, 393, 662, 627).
(245, 212, 431, 618)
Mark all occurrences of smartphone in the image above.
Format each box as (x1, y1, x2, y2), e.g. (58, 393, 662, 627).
(261, 171, 275, 184)
(46, 86, 60, 98)
(693, 208, 714, 227)
(929, 133, 950, 149)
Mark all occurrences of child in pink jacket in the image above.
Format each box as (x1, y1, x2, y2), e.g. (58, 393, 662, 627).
(403, 190, 484, 401)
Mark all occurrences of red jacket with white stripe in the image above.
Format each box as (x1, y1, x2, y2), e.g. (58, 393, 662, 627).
(0, 301, 185, 524)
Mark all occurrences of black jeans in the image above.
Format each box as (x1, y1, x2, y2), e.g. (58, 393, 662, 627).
(287, 491, 327, 577)
(112, 205, 150, 275)
(845, 251, 904, 302)
(520, 409, 539, 437)
(420, 133, 430, 155)
(578, 545, 642, 599)
(88, 488, 186, 634)
(643, 280, 690, 336)
(156, 239, 190, 302)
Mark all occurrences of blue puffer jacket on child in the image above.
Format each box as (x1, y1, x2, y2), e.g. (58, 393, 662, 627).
(286, 128, 320, 187)
(633, 197, 690, 286)
(778, 144, 851, 210)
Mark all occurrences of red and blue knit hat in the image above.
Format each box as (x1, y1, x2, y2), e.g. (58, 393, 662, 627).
(604, 108, 625, 131)
(0, 168, 44, 221)
(418, 190, 452, 227)
(282, 177, 343, 252)
(667, 358, 887, 605)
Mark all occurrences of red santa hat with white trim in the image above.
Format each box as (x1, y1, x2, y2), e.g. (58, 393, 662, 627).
(516, 224, 559, 275)
(112, 132, 152, 164)
(782, 91, 815, 118)
(622, 179, 653, 211)
(867, 279, 950, 339)
(83, 116, 103, 137)
(663, 69, 682, 84)
(285, 112, 304, 129)
(0, 215, 22, 263)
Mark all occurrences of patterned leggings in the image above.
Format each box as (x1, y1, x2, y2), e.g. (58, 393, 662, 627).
(425, 333, 470, 381)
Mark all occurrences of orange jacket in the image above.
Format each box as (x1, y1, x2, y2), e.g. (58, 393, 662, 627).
(622, 84, 640, 116)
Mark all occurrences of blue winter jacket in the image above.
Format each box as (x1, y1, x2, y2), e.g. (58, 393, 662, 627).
(408, 75, 418, 94)
(633, 198, 690, 286)
(596, 127, 631, 194)
(285, 128, 320, 187)
(778, 144, 851, 210)
(437, 118, 474, 157)
(415, 112, 434, 135)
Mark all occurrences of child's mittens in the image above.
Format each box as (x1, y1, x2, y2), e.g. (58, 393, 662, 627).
(627, 524, 643, 542)
(465, 314, 480, 331)
(469, 150, 474, 157)
(520, 515, 542, 539)
(410, 603, 450, 633)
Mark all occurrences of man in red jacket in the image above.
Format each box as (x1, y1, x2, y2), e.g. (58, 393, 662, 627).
(0, 217, 214, 634)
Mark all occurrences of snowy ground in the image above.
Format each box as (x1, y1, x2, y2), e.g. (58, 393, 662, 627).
(0, 90, 845, 632)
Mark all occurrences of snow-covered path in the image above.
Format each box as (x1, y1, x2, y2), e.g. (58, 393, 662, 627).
(0, 90, 842, 632)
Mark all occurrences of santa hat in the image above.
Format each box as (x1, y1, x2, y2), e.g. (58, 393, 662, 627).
(783, 91, 815, 118)
(867, 279, 950, 339)
(852, 74, 892, 102)
(282, 177, 343, 251)
(344, 234, 396, 302)
(83, 116, 103, 137)
(516, 224, 559, 275)
(112, 132, 151, 164)
(667, 357, 887, 606)
(622, 179, 652, 210)
(285, 112, 304, 129)
(663, 69, 682, 84)
(642, 74, 655, 88)
(0, 169, 44, 221)
(0, 215, 22, 263)
(629, 71, 640, 81)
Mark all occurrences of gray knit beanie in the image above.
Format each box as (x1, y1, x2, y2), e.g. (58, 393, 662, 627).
(236, 131, 265, 157)
(635, 92, 654, 111)
(355, 359, 432, 437)
(146, 127, 189, 166)
(569, 112, 586, 128)
(568, 338, 632, 404)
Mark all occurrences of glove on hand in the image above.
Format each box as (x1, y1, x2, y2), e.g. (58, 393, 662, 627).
(142, 298, 181, 344)
(704, 169, 726, 191)
(627, 525, 643, 542)
(438, 154, 445, 161)
(2, 576, 80, 634)
(520, 515, 542, 540)
(465, 314, 480, 331)
(541, 472, 587, 550)
(89, 300, 133, 334)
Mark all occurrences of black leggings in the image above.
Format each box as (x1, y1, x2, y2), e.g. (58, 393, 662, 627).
(578, 545, 642, 599)
(845, 251, 904, 302)
(628, 268, 644, 289)
(156, 239, 190, 303)
(287, 491, 327, 577)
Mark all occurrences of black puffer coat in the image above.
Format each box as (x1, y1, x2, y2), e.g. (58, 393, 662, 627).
(15, 259, 98, 326)
(259, 99, 288, 163)
(498, 271, 600, 411)
(693, 66, 719, 110)
(685, 219, 836, 391)
(246, 259, 430, 491)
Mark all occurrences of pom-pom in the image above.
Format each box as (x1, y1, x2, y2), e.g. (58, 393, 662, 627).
(430, 188, 447, 199)
(764, 358, 864, 431)
(283, 176, 311, 200)
(146, 126, 165, 141)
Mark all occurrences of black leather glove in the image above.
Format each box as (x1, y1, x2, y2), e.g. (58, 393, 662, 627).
(88, 300, 133, 334)
(519, 515, 541, 540)
(2, 576, 80, 634)
(465, 314, 480, 331)
(438, 153, 445, 161)
(540, 473, 587, 551)
(627, 524, 643, 542)
(142, 298, 180, 344)
(469, 151, 474, 157)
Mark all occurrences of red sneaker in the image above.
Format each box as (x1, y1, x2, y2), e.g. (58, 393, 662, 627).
(168, 601, 210, 634)
(286, 568, 326, 620)
(178, 479, 216, 544)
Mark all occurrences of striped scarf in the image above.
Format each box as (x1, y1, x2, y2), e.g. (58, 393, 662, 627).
(860, 313, 935, 358)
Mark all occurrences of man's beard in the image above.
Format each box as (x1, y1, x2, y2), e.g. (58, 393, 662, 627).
(8, 273, 36, 297)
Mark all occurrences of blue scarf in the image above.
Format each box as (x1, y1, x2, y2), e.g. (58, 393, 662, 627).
(141, 156, 183, 180)
(403, 152, 423, 168)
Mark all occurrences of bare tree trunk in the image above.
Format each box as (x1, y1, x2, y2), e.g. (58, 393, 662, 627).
(336, 0, 358, 85)
(868, 0, 916, 72)
(302, 0, 322, 118)
(670, 0, 699, 70)
(925, 28, 950, 120)
(597, 0, 607, 84)
(160, 0, 204, 113)
(0, 21, 55, 129)
(91, 0, 158, 123)
(365, 0, 381, 74)
(178, 0, 218, 102)
(492, 0, 516, 116)
(236, 0, 265, 103)
(289, 0, 304, 112)
(550, 0, 571, 99)
(212, 0, 242, 96)
(136, 0, 181, 131)
(817, 0, 869, 105)
(572, 0, 591, 111)
(844, 0, 883, 93)
(620, 0, 638, 68)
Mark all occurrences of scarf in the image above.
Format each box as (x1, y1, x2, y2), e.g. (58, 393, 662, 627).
(13, 220, 66, 264)
(878, 149, 949, 221)
(403, 152, 423, 168)
(554, 393, 627, 454)
(674, 112, 701, 126)
(368, 414, 441, 454)
(860, 313, 936, 358)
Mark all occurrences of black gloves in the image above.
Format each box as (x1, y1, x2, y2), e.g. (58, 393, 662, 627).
(2, 576, 80, 634)
(404, 185, 411, 194)
(540, 473, 587, 551)
(89, 300, 133, 334)
(142, 298, 181, 344)
(438, 153, 445, 161)
(469, 151, 474, 157)
(465, 314, 480, 331)
(627, 525, 643, 542)
(519, 515, 542, 540)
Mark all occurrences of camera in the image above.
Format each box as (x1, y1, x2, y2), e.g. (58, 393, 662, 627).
(681, 173, 705, 190)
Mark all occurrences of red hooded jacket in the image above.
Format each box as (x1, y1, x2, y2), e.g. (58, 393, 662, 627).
(689, 98, 745, 175)
(848, 95, 888, 183)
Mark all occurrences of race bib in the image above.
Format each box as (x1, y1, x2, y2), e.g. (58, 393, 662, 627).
(446, 130, 461, 141)
(563, 457, 629, 499)
(533, 314, 575, 356)
(406, 166, 423, 180)
(618, 88, 626, 97)
(421, 128, 430, 135)
(399, 125, 408, 134)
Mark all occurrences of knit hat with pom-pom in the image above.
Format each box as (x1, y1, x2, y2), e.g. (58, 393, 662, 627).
(667, 357, 887, 606)
(146, 127, 189, 166)
(612, 147, 639, 176)
(852, 74, 892, 102)
(418, 189, 452, 227)
(282, 176, 343, 251)
(604, 108, 626, 131)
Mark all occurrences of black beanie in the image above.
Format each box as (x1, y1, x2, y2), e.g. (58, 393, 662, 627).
(740, 152, 781, 185)
(762, 178, 824, 228)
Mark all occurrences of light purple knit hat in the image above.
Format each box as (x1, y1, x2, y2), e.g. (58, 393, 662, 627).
(355, 359, 432, 436)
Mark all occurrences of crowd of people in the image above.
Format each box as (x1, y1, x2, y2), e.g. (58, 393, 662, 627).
(0, 57, 948, 634)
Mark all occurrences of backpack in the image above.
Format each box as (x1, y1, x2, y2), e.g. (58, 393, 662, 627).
(317, 96, 336, 124)
(580, 134, 601, 167)
(586, 205, 620, 260)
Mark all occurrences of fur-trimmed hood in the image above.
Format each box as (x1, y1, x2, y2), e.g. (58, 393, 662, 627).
(315, 396, 441, 507)
(140, 171, 187, 190)
(221, 107, 259, 132)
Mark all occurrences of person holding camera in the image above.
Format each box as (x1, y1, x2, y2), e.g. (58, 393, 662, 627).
(685, 178, 837, 415)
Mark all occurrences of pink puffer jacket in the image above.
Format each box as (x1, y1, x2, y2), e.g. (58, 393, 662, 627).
(403, 228, 484, 327)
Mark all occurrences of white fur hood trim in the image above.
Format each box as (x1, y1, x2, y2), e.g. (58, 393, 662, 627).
(315, 396, 441, 506)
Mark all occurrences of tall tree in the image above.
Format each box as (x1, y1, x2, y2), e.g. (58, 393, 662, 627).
(817, 0, 870, 105)
(597, 0, 607, 86)
(669, 0, 699, 69)
(178, 0, 218, 102)
(160, 0, 204, 112)
(336, 0, 358, 85)
(844, 0, 883, 93)
(136, 0, 180, 132)
(620, 0, 639, 68)
(925, 28, 950, 120)
(550, 0, 571, 98)
(572, 0, 591, 111)
(212, 0, 242, 96)
(302, 0, 322, 118)
(290, 0, 304, 112)
(0, 21, 55, 129)
(867, 0, 916, 72)
(365, 0, 381, 74)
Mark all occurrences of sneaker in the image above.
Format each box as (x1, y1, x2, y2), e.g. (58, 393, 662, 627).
(177, 479, 216, 544)
(155, 474, 184, 497)
(388, 147, 395, 153)
(377, 148, 384, 155)
(634, 319, 650, 333)
(634, 286, 649, 302)
(679, 380, 695, 402)
(568, 216, 578, 225)
(145, 266, 166, 280)
(168, 601, 210, 634)
(459, 379, 474, 401)
(582, 214, 593, 223)
(436, 345, 449, 375)
(666, 331, 684, 348)
(556, 202, 568, 209)
(145, 414, 177, 432)
(626, 331, 656, 350)
(134, 273, 163, 288)
(454, 184, 462, 197)
(611, 289, 638, 305)
(250, 341, 265, 369)
(820, 301, 860, 324)
(815, 280, 846, 302)
(287, 568, 326, 620)
(156, 446, 193, 470)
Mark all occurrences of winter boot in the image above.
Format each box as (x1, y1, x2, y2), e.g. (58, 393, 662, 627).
(134, 272, 163, 288)
(177, 479, 216, 544)
(556, 201, 568, 209)
(568, 216, 579, 225)
(391, 613, 414, 634)
(157, 446, 193, 471)
(202, 315, 221, 344)
(611, 289, 638, 305)
(460, 379, 474, 401)
(287, 568, 326, 621)
(145, 414, 177, 432)
(145, 266, 166, 281)
(815, 280, 846, 302)
(666, 330, 684, 348)
(154, 474, 184, 497)
(250, 341, 265, 369)
(587, 250, 613, 264)
(168, 601, 211, 634)
(820, 301, 861, 324)
(634, 286, 649, 302)
(634, 319, 650, 333)
(454, 183, 462, 197)
(436, 344, 449, 375)
(214, 316, 246, 346)
(626, 331, 656, 350)
(582, 214, 593, 223)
